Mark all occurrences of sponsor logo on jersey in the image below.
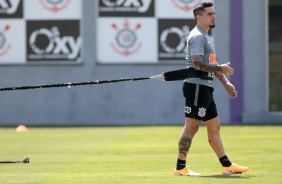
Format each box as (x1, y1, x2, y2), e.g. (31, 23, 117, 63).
(185, 106, 192, 114)
(209, 51, 216, 64)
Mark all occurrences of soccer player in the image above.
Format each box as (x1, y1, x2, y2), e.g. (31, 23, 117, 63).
(173, 2, 248, 176)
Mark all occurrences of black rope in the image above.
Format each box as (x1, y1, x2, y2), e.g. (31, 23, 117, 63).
(0, 68, 194, 92)
(0, 77, 150, 91)
(0, 157, 29, 164)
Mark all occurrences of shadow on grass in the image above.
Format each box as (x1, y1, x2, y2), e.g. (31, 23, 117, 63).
(201, 174, 254, 179)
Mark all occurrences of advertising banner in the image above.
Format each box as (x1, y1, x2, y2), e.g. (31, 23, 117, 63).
(156, 0, 205, 18)
(97, 0, 214, 64)
(25, 0, 81, 19)
(158, 19, 195, 61)
(0, 20, 25, 64)
(26, 20, 81, 62)
(0, 0, 82, 65)
(99, 0, 155, 17)
(0, 0, 23, 18)
(97, 18, 157, 63)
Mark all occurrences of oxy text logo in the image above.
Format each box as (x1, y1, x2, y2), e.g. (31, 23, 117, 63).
(29, 27, 81, 59)
(160, 26, 189, 53)
(39, 0, 71, 13)
(172, 0, 202, 12)
(99, 0, 154, 17)
(27, 21, 81, 61)
(158, 19, 193, 60)
(0, 0, 22, 18)
(111, 19, 142, 57)
(0, 25, 11, 57)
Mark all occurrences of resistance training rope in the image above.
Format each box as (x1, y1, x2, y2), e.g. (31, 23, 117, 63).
(0, 77, 153, 91)
(0, 68, 192, 92)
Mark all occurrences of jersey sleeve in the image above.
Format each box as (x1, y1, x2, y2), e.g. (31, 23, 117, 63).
(188, 35, 205, 56)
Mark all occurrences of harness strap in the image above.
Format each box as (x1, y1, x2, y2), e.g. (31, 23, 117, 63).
(164, 68, 214, 81)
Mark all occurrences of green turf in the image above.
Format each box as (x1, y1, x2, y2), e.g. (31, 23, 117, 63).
(0, 125, 281, 184)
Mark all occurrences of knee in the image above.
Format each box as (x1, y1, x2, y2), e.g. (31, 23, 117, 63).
(184, 125, 200, 136)
(192, 126, 200, 135)
(207, 124, 221, 135)
(184, 118, 201, 137)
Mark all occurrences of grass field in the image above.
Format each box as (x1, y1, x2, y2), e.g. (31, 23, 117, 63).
(0, 125, 281, 184)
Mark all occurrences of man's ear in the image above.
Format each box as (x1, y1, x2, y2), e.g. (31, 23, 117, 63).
(195, 14, 201, 21)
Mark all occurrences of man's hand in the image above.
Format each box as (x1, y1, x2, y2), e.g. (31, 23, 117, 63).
(224, 82, 237, 99)
(219, 62, 234, 75)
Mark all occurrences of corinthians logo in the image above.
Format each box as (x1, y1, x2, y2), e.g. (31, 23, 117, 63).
(39, 0, 71, 13)
(172, 0, 203, 12)
(111, 19, 142, 57)
(0, 25, 11, 57)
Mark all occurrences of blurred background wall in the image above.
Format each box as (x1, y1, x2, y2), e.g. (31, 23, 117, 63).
(0, 0, 280, 126)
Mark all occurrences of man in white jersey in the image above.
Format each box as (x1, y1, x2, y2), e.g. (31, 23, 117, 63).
(173, 2, 248, 176)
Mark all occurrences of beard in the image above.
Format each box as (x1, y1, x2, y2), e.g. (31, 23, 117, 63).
(209, 24, 215, 28)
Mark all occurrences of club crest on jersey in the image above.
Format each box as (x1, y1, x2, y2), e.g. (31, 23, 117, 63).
(39, 0, 71, 13)
(111, 19, 142, 57)
(0, 25, 11, 57)
(198, 107, 206, 117)
(171, 0, 203, 12)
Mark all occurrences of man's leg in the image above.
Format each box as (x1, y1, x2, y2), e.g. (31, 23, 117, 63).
(204, 117, 248, 174)
(174, 117, 201, 176)
(178, 117, 201, 160)
(204, 116, 225, 158)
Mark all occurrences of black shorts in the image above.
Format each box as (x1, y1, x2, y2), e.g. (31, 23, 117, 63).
(183, 82, 218, 121)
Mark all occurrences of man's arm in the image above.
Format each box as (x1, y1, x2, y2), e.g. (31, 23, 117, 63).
(215, 71, 226, 83)
(215, 71, 237, 99)
(192, 55, 234, 75)
(192, 55, 222, 72)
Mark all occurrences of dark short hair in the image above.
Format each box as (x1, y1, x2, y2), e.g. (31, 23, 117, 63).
(193, 2, 213, 19)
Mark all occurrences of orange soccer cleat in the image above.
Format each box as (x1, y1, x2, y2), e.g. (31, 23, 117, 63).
(222, 163, 248, 175)
(174, 167, 201, 176)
